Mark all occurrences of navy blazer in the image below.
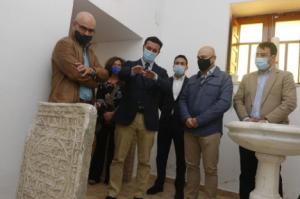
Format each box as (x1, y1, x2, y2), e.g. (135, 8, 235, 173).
(114, 59, 169, 131)
(179, 67, 233, 136)
(160, 76, 189, 125)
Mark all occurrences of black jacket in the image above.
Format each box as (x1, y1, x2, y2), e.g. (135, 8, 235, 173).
(114, 59, 169, 131)
(159, 76, 189, 125)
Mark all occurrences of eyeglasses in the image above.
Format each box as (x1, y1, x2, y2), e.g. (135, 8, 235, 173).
(77, 23, 95, 34)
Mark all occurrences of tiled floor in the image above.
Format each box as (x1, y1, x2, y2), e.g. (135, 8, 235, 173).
(86, 177, 237, 199)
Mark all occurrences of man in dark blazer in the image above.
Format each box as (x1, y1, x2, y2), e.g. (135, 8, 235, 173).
(147, 55, 189, 199)
(106, 36, 169, 199)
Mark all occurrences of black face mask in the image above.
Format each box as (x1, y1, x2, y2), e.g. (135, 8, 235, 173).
(197, 58, 211, 72)
(75, 31, 92, 46)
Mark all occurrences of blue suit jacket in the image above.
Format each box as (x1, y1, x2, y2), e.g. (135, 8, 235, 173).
(114, 59, 169, 131)
(179, 67, 233, 136)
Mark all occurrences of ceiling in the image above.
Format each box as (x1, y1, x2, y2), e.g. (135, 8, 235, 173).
(71, 0, 142, 43)
(231, 0, 300, 17)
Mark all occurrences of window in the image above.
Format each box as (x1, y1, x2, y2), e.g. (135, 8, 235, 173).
(228, 12, 300, 83)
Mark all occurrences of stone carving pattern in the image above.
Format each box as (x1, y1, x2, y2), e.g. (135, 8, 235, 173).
(17, 103, 97, 199)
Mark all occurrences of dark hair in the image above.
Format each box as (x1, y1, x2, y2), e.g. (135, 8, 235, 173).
(105, 56, 125, 76)
(174, 54, 188, 65)
(258, 42, 277, 56)
(143, 36, 163, 49)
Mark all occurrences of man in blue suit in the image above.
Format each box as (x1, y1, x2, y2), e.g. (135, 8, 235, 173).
(106, 36, 169, 199)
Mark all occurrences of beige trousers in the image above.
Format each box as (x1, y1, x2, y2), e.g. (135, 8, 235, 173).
(184, 132, 221, 199)
(108, 113, 155, 198)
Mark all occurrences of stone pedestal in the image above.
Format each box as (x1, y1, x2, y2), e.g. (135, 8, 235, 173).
(250, 153, 285, 199)
(17, 102, 97, 199)
(226, 121, 300, 199)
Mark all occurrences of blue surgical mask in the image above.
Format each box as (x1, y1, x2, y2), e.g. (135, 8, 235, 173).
(143, 48, 157, 63)
(255, 57, 270, 71)
(111, 66, 121, 75)
(173, 65, 185, 77)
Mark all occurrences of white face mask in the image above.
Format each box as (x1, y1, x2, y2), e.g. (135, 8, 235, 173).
(255, 57, 270, 71)
(143, 48, 157, 63)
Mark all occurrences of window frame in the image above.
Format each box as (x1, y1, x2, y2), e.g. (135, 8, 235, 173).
(228, 11, 300, 83)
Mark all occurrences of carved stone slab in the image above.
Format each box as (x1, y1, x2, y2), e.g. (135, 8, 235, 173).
(17, 102, 97, 199)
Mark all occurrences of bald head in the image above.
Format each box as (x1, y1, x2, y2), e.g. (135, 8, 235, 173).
(72, 11, 96, 39)
(75, 11, 96, 27)
(198, 46, 216, 58)
(197, 46, 216, 73)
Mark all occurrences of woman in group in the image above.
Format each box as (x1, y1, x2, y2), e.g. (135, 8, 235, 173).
(88, 56, 136, 184)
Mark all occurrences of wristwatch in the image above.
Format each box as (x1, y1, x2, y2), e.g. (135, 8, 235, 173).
(91, 68, 97, 79)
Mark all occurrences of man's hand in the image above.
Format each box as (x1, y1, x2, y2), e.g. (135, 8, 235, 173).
(244, 117, 259, 122)
(143, 70, 157, 80)
(75, 62, 95, 77)
(185, 117, 198, 129)
(244, 117, 265, 122)
(131, 65, 144, 75)
(191, 118, 199, 128)
(103, 111, 114, 123)
(185, 118, 194, 128)
(258, 119, 268, 123)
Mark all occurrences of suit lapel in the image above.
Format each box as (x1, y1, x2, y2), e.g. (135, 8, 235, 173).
(261, 69, 278, 106)
(170, 77, 175, 100)
(173, 76, 188, 101)
(177, 76, 188, 99)
(249, 72, 258, 103)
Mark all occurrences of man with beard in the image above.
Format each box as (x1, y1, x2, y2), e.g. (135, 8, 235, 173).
(49, 11, 108, 103)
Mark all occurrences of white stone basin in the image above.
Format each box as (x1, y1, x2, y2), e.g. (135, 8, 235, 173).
(226, 121, 300, 156)
(225, 121, 300, 199)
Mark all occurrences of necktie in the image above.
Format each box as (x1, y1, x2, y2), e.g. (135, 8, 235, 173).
(145, 62, 150, 70)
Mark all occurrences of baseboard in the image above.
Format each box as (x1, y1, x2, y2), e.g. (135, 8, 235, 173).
(150, 175, 239, 198)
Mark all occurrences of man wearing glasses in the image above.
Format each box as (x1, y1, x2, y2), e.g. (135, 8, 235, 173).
(49, 11, 108, 103)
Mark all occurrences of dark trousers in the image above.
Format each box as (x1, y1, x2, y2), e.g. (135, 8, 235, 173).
(239, 146, 283, 199)
(89, 123, 115, 183)
(154, 117, 186, 191)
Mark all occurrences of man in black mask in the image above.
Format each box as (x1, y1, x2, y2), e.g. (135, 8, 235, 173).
(179, 46, 233, 199)
(49, 11, 108, 103)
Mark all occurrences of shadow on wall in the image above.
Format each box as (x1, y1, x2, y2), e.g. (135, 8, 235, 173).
(71, 0, 142, 43)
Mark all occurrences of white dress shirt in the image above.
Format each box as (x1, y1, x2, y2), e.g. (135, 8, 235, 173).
(173, 75, 185, 100)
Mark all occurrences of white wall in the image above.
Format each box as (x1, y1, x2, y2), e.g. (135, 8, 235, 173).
(89, 0, 164, 38)
(1, 0, 299, 198)
(95, 40, 144, 66)
(0, 0, 73, 198)
(93, 0, 300, 198)
(157, 1, 300, 198)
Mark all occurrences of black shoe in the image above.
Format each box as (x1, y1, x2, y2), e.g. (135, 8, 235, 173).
(146, 185, 163, 194)
(88, 179, 99, 185)
(105, 196, 117, 199)
(174, 190, 184, 199)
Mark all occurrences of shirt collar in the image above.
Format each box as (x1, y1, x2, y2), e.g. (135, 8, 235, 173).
(258, 67, 272, 75)
(197, 65, 217, 78)
(173, 75, 185, 81)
